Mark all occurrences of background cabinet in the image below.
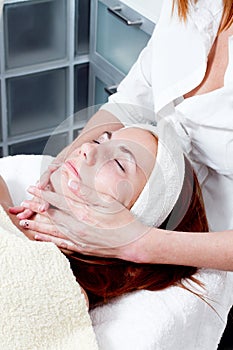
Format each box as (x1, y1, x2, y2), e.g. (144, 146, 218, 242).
(0, 0, 90, 156)
(89, 0, 155, 105)
(0, 0, 154, 157)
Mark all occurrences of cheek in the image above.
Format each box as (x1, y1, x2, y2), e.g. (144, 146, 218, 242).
(117, 180, 136, 208)
(95, 167, 135, 206)
(94, 167, 118, 196)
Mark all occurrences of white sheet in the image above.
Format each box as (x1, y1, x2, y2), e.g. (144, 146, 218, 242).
(91, 271, 233, 350)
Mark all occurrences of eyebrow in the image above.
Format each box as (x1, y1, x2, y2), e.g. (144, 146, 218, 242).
(119, 146, 136, 164)
(103, 130, 137, 165)
(103, 131, 112, 139)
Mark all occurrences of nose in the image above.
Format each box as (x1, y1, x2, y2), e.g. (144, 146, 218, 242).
(79, 142, 97, 165)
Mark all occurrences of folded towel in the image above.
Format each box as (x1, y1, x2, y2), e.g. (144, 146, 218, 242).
(91, 270, 233, 350)
(0, 205, 98, 350)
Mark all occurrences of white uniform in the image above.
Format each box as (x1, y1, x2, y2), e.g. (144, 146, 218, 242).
(102, 0, 233, 231)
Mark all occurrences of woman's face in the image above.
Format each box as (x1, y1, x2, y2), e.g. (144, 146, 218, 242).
(50, 127, 157, 209)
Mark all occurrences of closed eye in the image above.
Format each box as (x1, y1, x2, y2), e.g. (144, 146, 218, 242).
(115, 159, 125, 172)
(92, 131, 111, 145)
(92, 139, 100, 144)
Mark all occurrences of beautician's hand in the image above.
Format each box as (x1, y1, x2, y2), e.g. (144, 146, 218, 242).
(19, 181, 150, 260)
(8, 163, 59, 219)
(9, 196, 48, 219)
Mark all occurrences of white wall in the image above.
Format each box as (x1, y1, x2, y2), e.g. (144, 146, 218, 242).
(0, 0, 3, 16)
(121, 0, 163, 23)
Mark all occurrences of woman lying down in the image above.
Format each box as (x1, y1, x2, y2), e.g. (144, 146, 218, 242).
(0, 121, 208, 347)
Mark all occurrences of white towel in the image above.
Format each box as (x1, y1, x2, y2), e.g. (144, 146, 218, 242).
(129, 120, 185, 228)
(0, 205, 98, 350)
(0, 154, 54, 206)
(91, 270, 233, 350)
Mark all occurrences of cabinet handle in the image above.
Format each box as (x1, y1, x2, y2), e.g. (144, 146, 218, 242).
(107, 6, 143, 26)
(104, 85, 118, 95)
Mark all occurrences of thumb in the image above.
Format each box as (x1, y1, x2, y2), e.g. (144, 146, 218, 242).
(38, 163, 60, 189)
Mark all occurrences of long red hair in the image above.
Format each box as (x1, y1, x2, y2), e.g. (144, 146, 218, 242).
(66, 157, 209, 308)
(173, 0, 233, 32)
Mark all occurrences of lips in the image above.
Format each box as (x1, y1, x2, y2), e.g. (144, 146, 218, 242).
(64, 160, 81, 180)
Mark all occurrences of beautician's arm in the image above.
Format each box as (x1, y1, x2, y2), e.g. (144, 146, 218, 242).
(123, 227, 233, 271)
(19, 182, 233, 272)
(22, 207, 233, 271)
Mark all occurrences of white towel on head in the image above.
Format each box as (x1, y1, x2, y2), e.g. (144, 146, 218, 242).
(130, 119, 185, 227)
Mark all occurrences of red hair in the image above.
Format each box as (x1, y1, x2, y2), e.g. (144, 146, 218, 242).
(66, 157, 208, 308)
(173, 0, 233, 32)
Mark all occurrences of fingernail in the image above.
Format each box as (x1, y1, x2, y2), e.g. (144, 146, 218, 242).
(68, 179, 79, 190)
(39, 204, 47, 212)
(19, 220, 29, 228)
(27, 185, 36, 193)
(60, 242, 67, 249)
(34, 234, 42, 240)
(20, 201, 28, 208)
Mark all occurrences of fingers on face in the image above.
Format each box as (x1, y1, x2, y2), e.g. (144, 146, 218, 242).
(29, 186, 72, 212)
(50, 201, 100, 228)
(8, 206, 24, 214)
(31, 180, 114, 216)
(68, 180, 113, 208)
(20, 199, 49, 214)
(19, 218, 64, 238)
(38, 164, 59, 189)
(16, 208, 35, 220)
(34, 233, 82, 252)
(38, 172, 50, 189)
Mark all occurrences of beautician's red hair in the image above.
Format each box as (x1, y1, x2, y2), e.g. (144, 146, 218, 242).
(67, 157, 208, 308)
(173, 0, 233, 32)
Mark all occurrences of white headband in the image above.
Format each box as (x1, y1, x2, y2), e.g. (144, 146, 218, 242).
(129, 119, 185, 227)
